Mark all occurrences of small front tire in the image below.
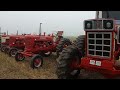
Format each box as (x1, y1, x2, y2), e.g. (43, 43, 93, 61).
(31, 54, 43, 69)
(9, 48, 18, 57)
(15, 52, 25, 61)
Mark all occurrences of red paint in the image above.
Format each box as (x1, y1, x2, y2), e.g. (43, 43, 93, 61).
(18, 31, 64, 58)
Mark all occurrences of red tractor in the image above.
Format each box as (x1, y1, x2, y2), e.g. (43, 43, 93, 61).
(4, 35, 25, 57)
(56, 11, 120, 79)
(15, 31, 71, 69)
(0, 35, 10, 52)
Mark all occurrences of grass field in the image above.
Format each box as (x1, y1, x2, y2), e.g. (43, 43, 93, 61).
(0, 52, 107, 79)
(0, 52, 58, 79)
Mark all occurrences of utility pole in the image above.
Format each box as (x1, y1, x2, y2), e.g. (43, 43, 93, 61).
(39, 23, 42, 35)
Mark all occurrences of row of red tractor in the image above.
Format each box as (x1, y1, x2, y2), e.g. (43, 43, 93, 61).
(2, 11, 120, 79)
(0, 31, 71, 69)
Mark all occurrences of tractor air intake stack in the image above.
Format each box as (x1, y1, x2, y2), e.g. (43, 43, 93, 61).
(44, 32, 45, 36)
(7, 30, 8, 35)
(17, 30, 18, 35)
(39, 23, 42, 36)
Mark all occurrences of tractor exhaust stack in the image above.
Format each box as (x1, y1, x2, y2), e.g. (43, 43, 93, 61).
(39, 23, 42, 36)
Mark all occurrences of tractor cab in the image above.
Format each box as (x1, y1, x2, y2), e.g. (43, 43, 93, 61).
(80, 11, 120, 78)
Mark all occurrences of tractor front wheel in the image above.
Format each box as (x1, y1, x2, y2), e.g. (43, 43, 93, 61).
(31, 54, 43, 69)
(9, 48, 18, 57)
(4, 47, 10, 54)
(15, 52, 25, 61)
(1, 45, 6, 52)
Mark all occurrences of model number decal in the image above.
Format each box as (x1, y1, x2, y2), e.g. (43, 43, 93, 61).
(90, 60, 101, 66)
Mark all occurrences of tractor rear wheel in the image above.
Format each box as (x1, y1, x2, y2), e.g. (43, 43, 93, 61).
(9, 48, 18, 57)
(15, 52, 25, 61)
(56, 35, 85, 79)
(73, 35, 85, 56)
(56, 38, 72, 57)
(31, 54, 43, 69)
(1, 45, 6, 52)
(56, 45, 82, 79)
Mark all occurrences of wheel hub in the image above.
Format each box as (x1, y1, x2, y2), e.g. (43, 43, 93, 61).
(11, 50, 17, 56)
(34, 59, 42, 67)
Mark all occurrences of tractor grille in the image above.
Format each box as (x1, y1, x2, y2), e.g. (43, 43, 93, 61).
(87, 32, 112, 58)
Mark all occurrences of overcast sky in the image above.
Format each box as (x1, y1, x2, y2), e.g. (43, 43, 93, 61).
(0, 11, 95, 36)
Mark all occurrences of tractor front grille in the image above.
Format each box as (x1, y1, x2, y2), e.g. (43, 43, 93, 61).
(87, 32, 112, 58)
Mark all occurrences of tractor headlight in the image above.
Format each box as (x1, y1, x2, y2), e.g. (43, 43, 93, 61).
(87, 23, 91, 28)
(103, 20, 113, 29)
(106, 22, 111, 28)
(85, 21, 92, 29)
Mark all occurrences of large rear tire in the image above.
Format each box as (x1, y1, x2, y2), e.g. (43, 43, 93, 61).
(56, 45, 82, 79)
(56, 38, 72, 57)
(56, 35, 85, 79)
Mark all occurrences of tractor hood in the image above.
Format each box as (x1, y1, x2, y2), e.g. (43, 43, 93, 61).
(39, 36, 53, 41)
(25, 35, 53, 40)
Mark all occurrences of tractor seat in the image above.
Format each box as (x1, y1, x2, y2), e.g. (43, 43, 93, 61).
(115, 60, 120, 67)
